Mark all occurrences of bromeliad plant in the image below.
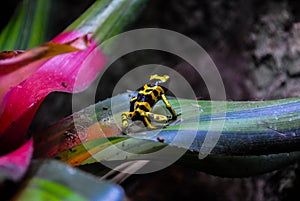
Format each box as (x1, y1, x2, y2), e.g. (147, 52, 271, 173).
(2, 0, 300, 200)
(0, 0, 146, 200)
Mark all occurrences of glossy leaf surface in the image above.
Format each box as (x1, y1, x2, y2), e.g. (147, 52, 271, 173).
(34, 93, 300, 177)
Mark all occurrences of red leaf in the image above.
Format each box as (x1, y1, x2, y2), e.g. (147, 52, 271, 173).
(0, 31, 105, 153)
(0, 36, 84, 105)
(0, 138, 33, 182)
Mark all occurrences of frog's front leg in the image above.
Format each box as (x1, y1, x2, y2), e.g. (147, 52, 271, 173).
(121, 112, 133, 129)
(161, 94, 177, 120)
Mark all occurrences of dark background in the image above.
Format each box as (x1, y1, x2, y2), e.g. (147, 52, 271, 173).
(2, 0, 300, 200)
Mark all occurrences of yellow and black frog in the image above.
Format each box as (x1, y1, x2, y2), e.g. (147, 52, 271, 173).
(121, 74, 179, 130)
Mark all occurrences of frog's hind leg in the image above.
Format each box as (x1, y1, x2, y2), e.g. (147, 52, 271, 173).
(142, 116, 156, 129)
(141, 112, 169, 129)
(145, 112, 169, 123)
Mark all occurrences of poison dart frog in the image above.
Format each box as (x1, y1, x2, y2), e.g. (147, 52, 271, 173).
(121, 74, 179, 130)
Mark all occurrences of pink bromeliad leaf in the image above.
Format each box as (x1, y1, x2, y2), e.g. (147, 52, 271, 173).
(0, 34, 86, 106)
(0, 138, 33, 182)
(0, 31, 105, 154)
(0, 0, 146, 185)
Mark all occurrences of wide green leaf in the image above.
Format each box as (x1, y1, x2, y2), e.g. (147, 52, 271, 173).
(34, 92, 300, 177)
(13, 159, 124, 201)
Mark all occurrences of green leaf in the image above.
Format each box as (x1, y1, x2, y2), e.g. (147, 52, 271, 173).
(13, 159, 124, 201)
(0, 0, 50, 51)
(65, 0, 147, 48)
(34, 93, 300, 177)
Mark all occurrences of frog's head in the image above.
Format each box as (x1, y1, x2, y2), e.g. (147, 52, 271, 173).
(149, 74, 169, 85)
